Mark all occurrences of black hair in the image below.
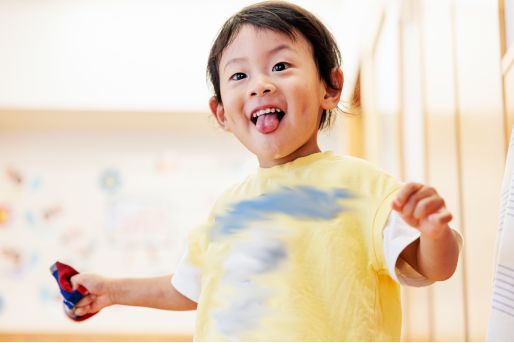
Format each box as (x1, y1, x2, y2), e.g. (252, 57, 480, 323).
(207, 1, 342, 130)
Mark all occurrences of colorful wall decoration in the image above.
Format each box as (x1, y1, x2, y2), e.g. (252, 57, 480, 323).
(0, 130, 257, 333)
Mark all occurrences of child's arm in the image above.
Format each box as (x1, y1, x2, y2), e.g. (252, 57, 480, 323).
(392, 182, 460, 281)
(71, 274, 197, 317)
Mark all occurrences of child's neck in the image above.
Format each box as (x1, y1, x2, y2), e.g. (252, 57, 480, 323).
(258, 142, 321, 168)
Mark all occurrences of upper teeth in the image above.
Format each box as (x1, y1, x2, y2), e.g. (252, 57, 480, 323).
(252, 108, 282, 118)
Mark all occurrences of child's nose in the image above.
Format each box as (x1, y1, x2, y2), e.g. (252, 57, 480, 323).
(249, 75, 276, 97)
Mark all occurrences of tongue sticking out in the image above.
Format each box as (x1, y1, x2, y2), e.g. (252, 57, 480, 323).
(255, 113, 280, 134)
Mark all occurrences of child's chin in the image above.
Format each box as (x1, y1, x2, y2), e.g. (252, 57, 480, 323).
(256, 147, 293, 162)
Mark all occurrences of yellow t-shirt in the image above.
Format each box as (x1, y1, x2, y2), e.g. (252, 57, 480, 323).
(173, 151, 403, 341)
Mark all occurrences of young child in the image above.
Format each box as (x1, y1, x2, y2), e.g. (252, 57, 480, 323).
(68, 1, 462, 340)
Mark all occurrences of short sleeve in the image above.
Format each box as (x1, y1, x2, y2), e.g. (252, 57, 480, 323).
(383, 211, 463, 287)
(171, 225, 209, 302)
(371, 185, 402, 272)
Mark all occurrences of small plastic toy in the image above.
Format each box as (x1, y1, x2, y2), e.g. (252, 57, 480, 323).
(50, 261, 97, 321)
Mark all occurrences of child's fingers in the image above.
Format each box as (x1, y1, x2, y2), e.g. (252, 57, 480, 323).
(75, 294, 96, 308)
(393, 183, 423, 210)
(70, 274, 85, 291)
(428, 209, 453, 225)
(413, 195, 445, 220)
(74, 295, 101, 316)
(74, 305, 92, 316)
(400, 186, 437, 218)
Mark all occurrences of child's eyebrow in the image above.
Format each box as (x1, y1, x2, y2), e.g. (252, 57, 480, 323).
(222, 44, 294, 73)
(223, 57, 247, 73)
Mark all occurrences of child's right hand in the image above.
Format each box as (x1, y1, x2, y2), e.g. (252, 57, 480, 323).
(70, 273, 114, 317)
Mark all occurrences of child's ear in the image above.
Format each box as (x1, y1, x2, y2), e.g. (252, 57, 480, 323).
(321, 68, 344, 110)
(209, 96, 230, 131)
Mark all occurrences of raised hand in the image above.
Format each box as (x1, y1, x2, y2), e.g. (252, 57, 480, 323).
(392, 182, 453, 240)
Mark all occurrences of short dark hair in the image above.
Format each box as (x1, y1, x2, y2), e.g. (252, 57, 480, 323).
(207, 1, 342, 130)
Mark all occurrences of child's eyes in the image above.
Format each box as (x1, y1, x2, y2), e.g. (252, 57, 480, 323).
(229, 63, 288, 81)
(230, 72, 247, 81)
(272, 62, 289, 72)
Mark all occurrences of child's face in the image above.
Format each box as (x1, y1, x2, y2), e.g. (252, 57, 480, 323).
(210, 25, 341, 167)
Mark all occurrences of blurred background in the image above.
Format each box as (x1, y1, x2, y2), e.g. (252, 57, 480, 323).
(0, 0, 512, 341)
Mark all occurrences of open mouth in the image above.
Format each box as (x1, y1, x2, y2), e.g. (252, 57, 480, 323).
(250, 107, 286, 125)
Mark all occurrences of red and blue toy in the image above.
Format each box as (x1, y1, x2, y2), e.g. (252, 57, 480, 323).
(50, 261, 97, 321)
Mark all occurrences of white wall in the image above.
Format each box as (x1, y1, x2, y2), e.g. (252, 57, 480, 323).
(0, 0, 368, 112)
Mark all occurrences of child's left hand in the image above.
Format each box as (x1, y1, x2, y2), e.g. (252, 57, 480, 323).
(392, 182, 453, 240)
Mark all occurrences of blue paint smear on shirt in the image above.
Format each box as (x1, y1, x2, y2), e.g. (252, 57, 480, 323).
(211, 186, 352, 239)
